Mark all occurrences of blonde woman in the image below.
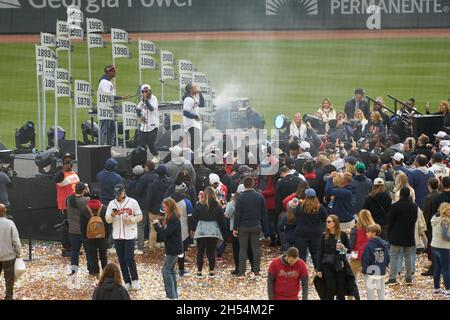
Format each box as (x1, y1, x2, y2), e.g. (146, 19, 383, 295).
(316, 98, 337, 132)
(364, 111, 385, 135)
(349, 210, 376, 277)
(430, 202, 450, 295)
(392, 172, 415, 203)
(326, 172, 357, 231)
(354, 109, 368, 132)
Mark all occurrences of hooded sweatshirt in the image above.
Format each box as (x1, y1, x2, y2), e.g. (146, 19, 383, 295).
(145, 174, 172, 213)
(351, 175, 373, 213)
(361, 237, 390, 275)
(96, 159, 123, 205)
(92, 278, 130, 300)
(165, 157, 196, 186)
(326, 178, 356, 223)
(408, 166, 435, 209)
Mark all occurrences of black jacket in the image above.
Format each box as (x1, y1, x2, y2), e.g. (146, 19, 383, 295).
(363, 192, 392, 226)
(412, 146, 433, 162)
(388, 198, 418, 247)
(165, 182, 197, 204)
(317, 231, 350, 272)
(432, 191, 450, 217)
(315, 165, 336, 204)
(145, 175, 172, 213)
(294, 205, 327, 239)
(155, 215, 183, 256)
(234, 189, 267, 230)
(92, 278, 131, 300)
(275, 174, 302, 213)
(193, 202, 227, 239)
(135, 171, 158, 208)
(80, 206, 111, 240)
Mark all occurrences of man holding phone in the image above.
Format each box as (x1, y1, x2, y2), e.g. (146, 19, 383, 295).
(136, 84, 160, 163)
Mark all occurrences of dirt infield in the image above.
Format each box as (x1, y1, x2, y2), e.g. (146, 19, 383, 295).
(1, 28, 450, 43)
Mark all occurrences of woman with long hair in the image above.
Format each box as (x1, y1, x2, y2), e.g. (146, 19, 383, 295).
(363, 179, 392, 240)
(354, 109, 368, 132)
(364, 111, 385, 135)
(316, 98, 337, 132)
(192, 187, 226, 277)
(152, 197, 183, 300)
(393, 172, 415, 203)
(349, 210, 376, 277)
(92, 263, 130, 300)
(294, 189, 327, 269)
(317, 214, 356, 300)
(431, 202, 450, 296)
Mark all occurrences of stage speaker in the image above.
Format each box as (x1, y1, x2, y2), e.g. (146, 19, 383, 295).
(412, 115, 443, 143)
(59, 140, 83, 159)
(77, 145, 111, 183)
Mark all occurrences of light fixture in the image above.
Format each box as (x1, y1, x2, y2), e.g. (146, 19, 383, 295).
(15, 121, 36, 152)
(274, 114, 290, 130)
(35, 147, 59, 175)
(81, 121, 98, 145)
(47, 126, 66, 147)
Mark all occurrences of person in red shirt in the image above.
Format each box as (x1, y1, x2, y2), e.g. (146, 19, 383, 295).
(267, 247, 309, 300)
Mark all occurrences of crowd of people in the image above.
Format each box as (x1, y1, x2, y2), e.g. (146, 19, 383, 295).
(1, 87, 450, 301)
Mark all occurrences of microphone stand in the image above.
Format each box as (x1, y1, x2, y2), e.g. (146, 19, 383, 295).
(387, 95, 423, 116)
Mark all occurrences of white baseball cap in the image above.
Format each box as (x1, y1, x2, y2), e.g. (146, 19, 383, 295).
(434, 131, 449, 139)
(169, 145, 183, 156)
(440, 140, 450, 148)
(141, 84, 151, 91)
(442, 146, 450, 156)
(300, 141, 310, 150)
(237, 184, 246, 193)
(374, 178, 385, 186)
(132, 165, 144, 176)
(391, 152, 404, 162)
(209, 173, 221, 185)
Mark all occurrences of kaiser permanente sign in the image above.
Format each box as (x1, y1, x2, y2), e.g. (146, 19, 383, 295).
(0, 0, 449, 33)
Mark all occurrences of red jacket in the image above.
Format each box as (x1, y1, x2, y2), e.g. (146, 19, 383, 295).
(268, 256, 308, 300)
(282, 193, 297, 211)
(56, 171, 80, 210)
(260, 175, 276, 210)
(353, 227, 369, 261)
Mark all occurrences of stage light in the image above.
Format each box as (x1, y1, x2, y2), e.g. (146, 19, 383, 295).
(47, 126, 66, 147)
(15, 121, 36, 152)
(81, 121, 98, 145)
(127, 145, 147, 168)
(0, 150, 16, 177)
(35, 147, 59, 175)
(274, 114, 290, 130)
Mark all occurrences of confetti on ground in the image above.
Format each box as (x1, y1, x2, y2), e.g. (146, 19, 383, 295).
(0, 241, 447, 300)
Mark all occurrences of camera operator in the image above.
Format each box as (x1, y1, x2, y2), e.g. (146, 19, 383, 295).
(136, 84, 160, 164)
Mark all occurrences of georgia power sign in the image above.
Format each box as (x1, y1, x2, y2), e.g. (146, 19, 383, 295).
(0, 0, 193, 12)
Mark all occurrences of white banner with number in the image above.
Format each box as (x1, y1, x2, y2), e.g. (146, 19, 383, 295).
(139, 40, 156, 55)
(69, 25, 84, 40)
(111, 28, 128, 43)
(41, 33, 56, 48)
(112, 44, 130, 59)
(193, 72, 208, 85)
(97, 92, 114, 120)
(179, 72, 193, 89)
(161, 66, 176, 80)
(74, 94, 92, 109)
(122, 102, 138, 130)
(160, 50, 174, 66)
(178, 60, 194, 73)
(199, 84, 212, 96)
(74, 80, 91, 95)
(44, 77, 55, 91)
(56, 82, 71, 98)
(56, 68, 70, 83)
(35, 46, 55, 61)
(139, 55, 157, 70)
(88, 33, 104, 49)
(43, 57, 57, 75)
(86, 18, 104, 33)
(56, 21, 69, 37)
(56, 36, 71, 51)
(36, 60, 43, 76)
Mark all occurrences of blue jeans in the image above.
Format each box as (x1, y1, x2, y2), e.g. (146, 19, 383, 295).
(389, 245, 415, 280)
(69, 234, 92, 273)
(295, 237, 320, 270)
(100, 119, 116, 146)
(162, 255, 178, 299)
(432, 247, 450, 290)
(114, 239, 138, 285)
(397, 248, 417, 273)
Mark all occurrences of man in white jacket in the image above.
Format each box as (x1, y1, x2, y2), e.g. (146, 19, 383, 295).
(0, 204, 21, 300)
(136, 84, 160, 163)
(106, 184, 143, 291)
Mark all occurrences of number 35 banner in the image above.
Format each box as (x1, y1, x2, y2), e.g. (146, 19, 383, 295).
(97, 92, 114, 120)
(123, 102, 138, 130)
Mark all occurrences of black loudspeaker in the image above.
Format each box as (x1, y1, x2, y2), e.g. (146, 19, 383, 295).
(59, 140, 83, 159)
(77, 145, 111, 183)
(412, 115, 443, 143)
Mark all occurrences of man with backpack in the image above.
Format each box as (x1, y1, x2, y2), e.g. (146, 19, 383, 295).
(80, 193, 111, 279)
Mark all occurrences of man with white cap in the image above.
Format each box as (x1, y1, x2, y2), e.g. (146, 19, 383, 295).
(294, 141, 312, 174)
(391, 152, 410, 176)
(182, 83, 203, 157)
(429, 152, 449, 180)
(136, 84, 160, 163)
(165, 145, 196, 186)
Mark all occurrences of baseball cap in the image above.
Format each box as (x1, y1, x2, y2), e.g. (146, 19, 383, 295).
(374, 178, 385, 186)
(209, 173, 221, 185)
(154, 165, 167, 176)
(113, 184, 125, 196)
(356, 162, 366, 173)
(175, 182, 187, 192)
(345, 156, 357, 166)
(132, 165, 144, 176)
(169, 145, 183, 157)
(434, 152, 444, 162)
(141, 84, 151, 91)
(391, 152, 404, 162)
(357, 138, 369, 149)
(300, 141, 310, 150)
(434, 131, 450, 140)
(442, 146, 450, 156)
(239, 165, 253, 174)
(237, 184, 246, 193)
(304, 188, 316, 198)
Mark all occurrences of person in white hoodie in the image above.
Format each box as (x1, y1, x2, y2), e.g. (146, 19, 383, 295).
(106, 184, 143, 291)
(0, 204, 21, 300)
(430, 202, 450, 297)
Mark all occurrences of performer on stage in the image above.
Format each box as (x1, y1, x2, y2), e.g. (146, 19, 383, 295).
(182, 83, 204, 158)
(136, 84, 159, 163)
(98, 65, 129, 146)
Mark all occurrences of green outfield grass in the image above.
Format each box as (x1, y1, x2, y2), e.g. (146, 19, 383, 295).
(0, 38, 449, 149)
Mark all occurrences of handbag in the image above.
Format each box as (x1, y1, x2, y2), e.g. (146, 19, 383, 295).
(14, 258, 26, 281)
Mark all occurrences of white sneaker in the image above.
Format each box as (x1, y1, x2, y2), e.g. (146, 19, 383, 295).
(131, 280, 141, 291)
(134, 249, 144, 255)
(152, 156, 160, 163)
(125, 283, 132, 291)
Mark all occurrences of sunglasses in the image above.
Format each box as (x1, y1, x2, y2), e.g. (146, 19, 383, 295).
(141, 90, 149, 93)
(326, 221, 333, 224)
